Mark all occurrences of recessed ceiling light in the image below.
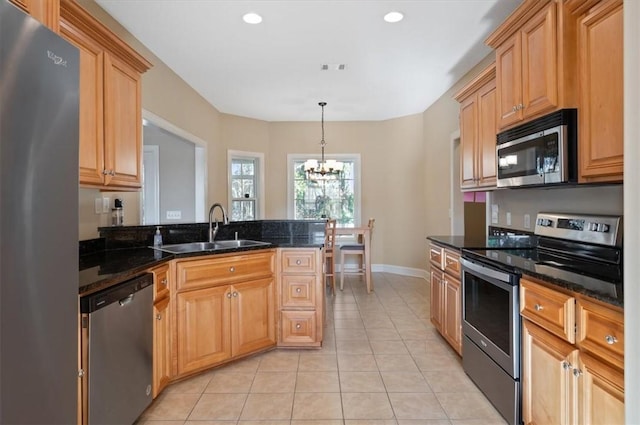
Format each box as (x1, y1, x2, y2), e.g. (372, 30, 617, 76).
(243, 13, 262, 24)
(383, 11, 404, 23)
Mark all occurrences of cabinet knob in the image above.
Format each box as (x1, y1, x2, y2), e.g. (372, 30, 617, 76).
(296, 288, 302, 293)
(233, 291, 238, 297)
(226, 292, 232, 299)
(573, 368, 583, 378)
(156, 313, 162, 320)
(229, 266, 235, 272)
(519, 103, 524, 110)
(160, 278, 167, 286)
(562, 361, 572, 370)
(295, 323, 302, 329)
(534, 304, 543, 311)
(512, 105, 517, 112)
(296, 259, 302, 265)
(605, 335, 618, 345)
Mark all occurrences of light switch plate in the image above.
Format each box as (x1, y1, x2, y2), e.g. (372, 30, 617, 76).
(491, 204, 499, 224)
(102, 197, 110, 213)
(166, 210, 182, 220)
(524, 214, 531, 229)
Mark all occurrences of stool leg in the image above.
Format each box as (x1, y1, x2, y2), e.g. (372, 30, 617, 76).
(340, 250, 345, 291)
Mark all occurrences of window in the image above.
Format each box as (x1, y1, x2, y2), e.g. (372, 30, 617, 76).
(228, 151, 264, 221)
(288, 154, 360, 227)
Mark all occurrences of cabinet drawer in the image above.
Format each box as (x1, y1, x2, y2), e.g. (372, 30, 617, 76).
(443, 249, 460, 278)
(577, 297, 624, 370)
(176, 251, 275, 291)
(429, 244, 443, 269)
(280, 310, 317, 344)
(281, 250, 317, 274)
(151, 263, 170, 302)
(281, 275, 317, 308)
(520, 278, 575, 343)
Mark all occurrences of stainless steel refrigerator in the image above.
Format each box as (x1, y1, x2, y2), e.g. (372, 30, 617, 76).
(0, 1, 79, 423)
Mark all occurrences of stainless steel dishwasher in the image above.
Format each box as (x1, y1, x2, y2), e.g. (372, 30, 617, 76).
(80, 273, 154, 425)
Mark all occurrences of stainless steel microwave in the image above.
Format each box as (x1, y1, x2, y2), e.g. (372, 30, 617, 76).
(496, 109, 577, 188)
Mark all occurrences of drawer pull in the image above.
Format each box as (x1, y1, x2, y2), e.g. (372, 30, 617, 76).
(296, 259, 302, 265)
(229, 266, 235, 272)
(160, 278, 167, 286)
(295, 323, 302, 329)
(605, 335, 618, 345)
(156, 313, 162, 320)
(534, 304, 543, 311)
(296, 288, 302, 293)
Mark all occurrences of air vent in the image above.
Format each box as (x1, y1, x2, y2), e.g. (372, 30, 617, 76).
(321, 64, 346, 71)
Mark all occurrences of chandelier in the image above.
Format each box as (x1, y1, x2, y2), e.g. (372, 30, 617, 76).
(304, 102, 343, 179)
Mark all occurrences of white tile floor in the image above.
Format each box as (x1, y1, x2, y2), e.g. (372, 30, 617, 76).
(137, 272, 507, 425)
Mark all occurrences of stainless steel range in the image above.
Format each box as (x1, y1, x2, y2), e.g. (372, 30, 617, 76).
(460, 212, 623, 425)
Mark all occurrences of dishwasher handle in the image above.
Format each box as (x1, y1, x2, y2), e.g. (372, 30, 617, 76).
(80, 273, 153, 313)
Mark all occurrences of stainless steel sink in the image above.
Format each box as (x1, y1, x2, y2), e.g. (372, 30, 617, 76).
(154, 240, 271, 254)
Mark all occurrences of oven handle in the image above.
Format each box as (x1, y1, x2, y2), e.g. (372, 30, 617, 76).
(460, 257, 512, 283)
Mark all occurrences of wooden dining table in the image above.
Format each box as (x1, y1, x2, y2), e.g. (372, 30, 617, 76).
(335, 226, 372, 291)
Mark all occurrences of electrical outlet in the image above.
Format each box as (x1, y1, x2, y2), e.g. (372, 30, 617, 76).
(491, 204, 499, 224)
(506, 212, 512, 226)
(524, 214, 531, 229)
(94, 198, 102, 214)
(166, 210, 182, 220)
(102, 197, 110, 213)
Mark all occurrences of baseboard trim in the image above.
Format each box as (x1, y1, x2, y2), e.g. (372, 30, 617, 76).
(336, 264, 428, 280)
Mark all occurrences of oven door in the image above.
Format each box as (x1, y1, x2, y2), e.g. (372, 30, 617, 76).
(496, 125, 564, 188)
(461, 257, 520, 378)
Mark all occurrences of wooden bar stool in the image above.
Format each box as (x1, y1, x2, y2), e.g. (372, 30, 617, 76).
(339, 218, 375, 293)
(323, 219, 337, 295)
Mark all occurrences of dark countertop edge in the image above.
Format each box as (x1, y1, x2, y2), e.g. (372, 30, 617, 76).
(427, 235, 492, 250)
(79, 242, 323, 297)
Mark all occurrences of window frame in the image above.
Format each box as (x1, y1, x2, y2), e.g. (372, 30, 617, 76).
(286, 153, 361, 226)
(227, 150, 265, 221)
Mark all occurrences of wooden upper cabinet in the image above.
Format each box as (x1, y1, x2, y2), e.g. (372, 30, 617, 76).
(9, 0, 59, 31)
(487, 0, 576, 131)
(455, 63, 497, 191)
(569, 0, 623, 183)
(59, 0, 152, 190)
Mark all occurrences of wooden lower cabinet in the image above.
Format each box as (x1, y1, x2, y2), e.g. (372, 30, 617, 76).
(278, 248, 324, 347)
(442, 275, 461, 353)
(428, 243, 462, 355)
(521, 276, 625, 424)
(522, 319, 578, 425)
(174, 251, 276, 377)
(152, 297, 171, 398)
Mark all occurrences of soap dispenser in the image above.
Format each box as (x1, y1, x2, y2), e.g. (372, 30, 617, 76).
(153, 226, 163, 247)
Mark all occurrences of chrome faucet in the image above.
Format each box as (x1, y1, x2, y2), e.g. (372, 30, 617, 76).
(208, 203, 229, 242)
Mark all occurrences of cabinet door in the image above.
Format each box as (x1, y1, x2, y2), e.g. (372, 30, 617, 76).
(477, 78, 497, 186)
(577, 0, 623, 182)
(429, 269, 444, 332)
(442, 276, 461, 355)
(576, 352, 624, 425)
(103, 53, 142, 188)
(231, 278, 276, 357)
(521, 1, 558, 120)
(522, 320, 578, 425)
(176, 286, 231, 375)
(496, 32, 522, 129)
(60, 19, 106, 186)
(459, 94, 478, 189)
(153, 297, 171, 398)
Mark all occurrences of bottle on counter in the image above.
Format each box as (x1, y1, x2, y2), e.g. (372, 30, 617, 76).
(153, 226, 163, 247)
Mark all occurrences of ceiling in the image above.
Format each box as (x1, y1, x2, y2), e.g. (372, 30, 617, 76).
(95, 0, 521, 122)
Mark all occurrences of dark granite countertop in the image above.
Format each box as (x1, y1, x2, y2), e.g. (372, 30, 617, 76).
(427, 234, 622, 308)
(79, 236, 324, 296)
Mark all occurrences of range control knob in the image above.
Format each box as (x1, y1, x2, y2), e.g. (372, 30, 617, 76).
(597, 223, 610, 233)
